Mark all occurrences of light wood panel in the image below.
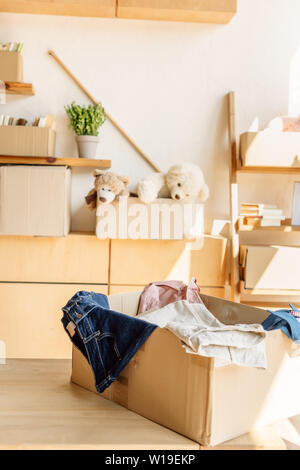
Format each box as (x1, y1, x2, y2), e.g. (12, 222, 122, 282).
(0, 0, 116, 17)
(110, 236, 228, 287)
(0, 233, 109, 284)
(0, 155, 111, 168)
(0, 283, 107, 359)
(117, 0, 237, 23)
(0, 359, 199, 450)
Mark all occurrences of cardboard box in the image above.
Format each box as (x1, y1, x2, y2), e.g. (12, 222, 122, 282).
(0, 165, 71, 236)
(96, 197, 204, 240)
(241, 245, 300, 290)
(71, 291, 300, 446)
(0, 51, 23, 82)
(0, 126, 56, 157)
(240, 131, 300, 167)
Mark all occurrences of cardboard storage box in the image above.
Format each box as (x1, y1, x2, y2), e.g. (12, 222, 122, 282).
(0, 51, 23, 82)
(96, 197, 204, 240)
(72, 291, 300, 447)
(0, 126, 56, 157)
(241, 245, 300, 290)
(240, 131, 300, 167)
(0, 165, 71, 236)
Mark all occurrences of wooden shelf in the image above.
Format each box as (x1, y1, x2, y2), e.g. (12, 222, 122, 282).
(0, 156, 111, 168)
(5, 82, 35, 96)
(237, 164, 300, 174)
(238, 218, 300, 233)
(240, 281, 300, 297)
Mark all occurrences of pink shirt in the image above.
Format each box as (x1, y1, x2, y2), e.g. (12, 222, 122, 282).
(137, 278, 204, 315)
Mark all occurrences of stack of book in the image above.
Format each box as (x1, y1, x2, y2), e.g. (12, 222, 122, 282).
(0, 114, 55, 129)
(240, 203, 285, 227)
(0, 42, 25, 54)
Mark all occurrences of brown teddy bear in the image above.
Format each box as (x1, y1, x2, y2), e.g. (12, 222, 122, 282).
(85, 170, 130, 210)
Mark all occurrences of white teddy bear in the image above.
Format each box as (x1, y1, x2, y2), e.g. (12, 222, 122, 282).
(137, 163, 209, 204)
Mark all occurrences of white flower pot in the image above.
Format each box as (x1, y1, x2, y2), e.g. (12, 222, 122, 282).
(76, 135, 100, 159)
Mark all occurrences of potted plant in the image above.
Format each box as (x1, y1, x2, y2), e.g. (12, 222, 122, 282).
(65, 102, 106, 158)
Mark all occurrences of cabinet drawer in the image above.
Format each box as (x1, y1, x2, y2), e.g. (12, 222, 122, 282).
(0, 234, 109, 283)
(0, 283, 108, 359)
(110, 236, 228, 287)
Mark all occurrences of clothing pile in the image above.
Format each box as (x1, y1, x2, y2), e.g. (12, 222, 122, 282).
(62, 279, 270, 393)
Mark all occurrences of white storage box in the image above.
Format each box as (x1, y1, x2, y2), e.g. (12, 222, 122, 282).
(72, 290, 300, 447)
(241, 245, 300, 290)
(96, 197, 204, 240)
(0, 165, 71, 236)
(240, 131, 300, 167)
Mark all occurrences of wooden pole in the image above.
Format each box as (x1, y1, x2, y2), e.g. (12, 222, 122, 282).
(48, 50, 161, 173)
(228, 91, 241, 302)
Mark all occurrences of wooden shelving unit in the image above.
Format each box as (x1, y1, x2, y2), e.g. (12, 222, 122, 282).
(0, 155, 111, 168)
(4, 82, 35, 96)
(227, 92, 300, 303)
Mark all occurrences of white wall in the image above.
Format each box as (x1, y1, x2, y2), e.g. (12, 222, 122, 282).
(1, 0, 300, 233)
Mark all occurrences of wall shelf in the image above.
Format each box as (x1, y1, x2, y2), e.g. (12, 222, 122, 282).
(237, 164, 300, 175)
(0, 155, 111, 168)
(238, 218, 300, 233)
(5, 82, 35, 96)
(239, 281, 300, 298)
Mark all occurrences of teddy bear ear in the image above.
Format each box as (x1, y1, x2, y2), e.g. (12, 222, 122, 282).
(85, 188, 97, 211)
(119, 176, 130, 187)
(94, 169, 106, 177)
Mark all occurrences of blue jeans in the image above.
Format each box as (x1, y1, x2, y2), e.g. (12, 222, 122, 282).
(262, 304, 300, 344)
(62, 291, 157, 393)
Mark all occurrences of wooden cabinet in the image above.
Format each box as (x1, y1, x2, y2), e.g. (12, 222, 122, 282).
(110, 236, 228, 287)
(0, 0, 236, 23)
(0, 233, 227, 358)
(0, 233, 109, 284)
(0, 283, 108, 359)
(117, 0, 237, 23)
(0, 0, 116, 17)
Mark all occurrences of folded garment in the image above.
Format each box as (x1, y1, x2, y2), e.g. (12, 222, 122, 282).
(139, 300, 267, 368)
(62, 291, 157, 393)
(262, 304, 300, 344)
(137, 277, 204, 315)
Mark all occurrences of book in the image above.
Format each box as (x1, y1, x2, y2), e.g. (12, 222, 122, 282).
(261, 218, 285, 227)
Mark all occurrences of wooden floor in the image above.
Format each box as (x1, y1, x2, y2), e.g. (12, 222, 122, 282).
(0, 359, 296, 450)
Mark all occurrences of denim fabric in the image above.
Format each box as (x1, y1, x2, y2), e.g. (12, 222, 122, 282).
(62, 291, 157, 393)
(262, 304, 300, 344)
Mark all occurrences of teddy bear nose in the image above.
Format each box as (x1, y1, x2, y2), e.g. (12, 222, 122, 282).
(99, 197, 107, 203)
(175, 194, 180, 200)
